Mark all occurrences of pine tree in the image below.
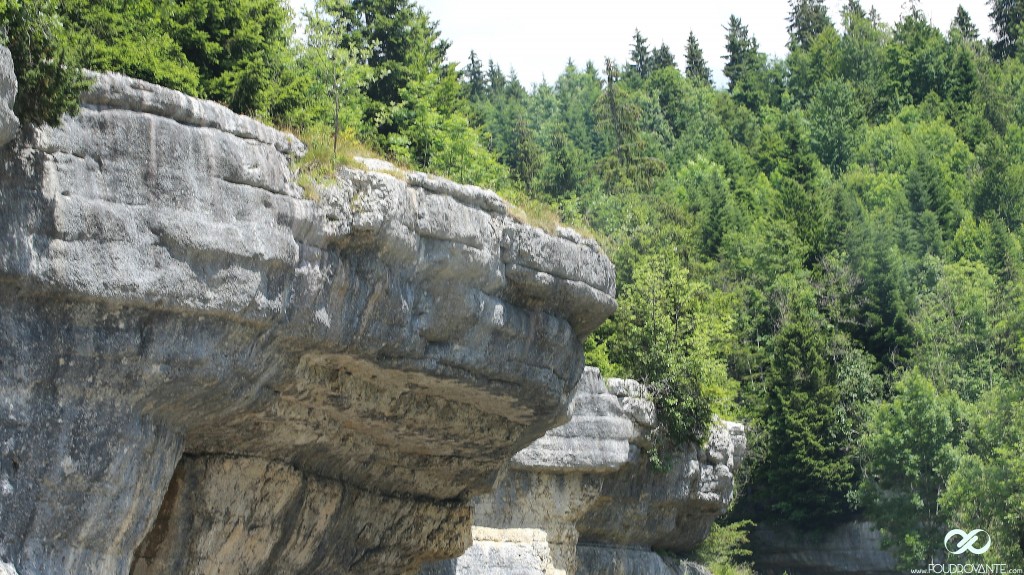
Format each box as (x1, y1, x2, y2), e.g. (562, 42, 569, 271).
(684, 31, 712, 85)
(629, 29, 651, 79)
(786, 0, 832, 51)
(951, 4, 979, 39)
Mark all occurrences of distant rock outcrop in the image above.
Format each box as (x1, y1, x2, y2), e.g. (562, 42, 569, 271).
(419, 368, 747, 575)
(0, 64, 616, 574)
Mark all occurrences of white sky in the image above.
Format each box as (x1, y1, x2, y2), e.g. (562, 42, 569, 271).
(288, 0, 995, 89)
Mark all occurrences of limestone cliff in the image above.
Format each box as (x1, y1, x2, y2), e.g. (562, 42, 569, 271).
(0, 53, 616, 575)
(419, 368, 746, 575)
(750, 521, 898, 575)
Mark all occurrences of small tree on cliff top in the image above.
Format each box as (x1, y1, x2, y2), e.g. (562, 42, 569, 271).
(608, 251, 737, 447)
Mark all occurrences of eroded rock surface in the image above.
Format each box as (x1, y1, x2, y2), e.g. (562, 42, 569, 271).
(578, 416, 746, 554)
(420, 368, 746, 575)
(0, 69, 615, 575)
(0, 47, 18, 147)
(750, 521, 898, 575)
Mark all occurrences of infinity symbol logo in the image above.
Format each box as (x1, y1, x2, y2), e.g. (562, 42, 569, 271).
(944, 529, 992, 555)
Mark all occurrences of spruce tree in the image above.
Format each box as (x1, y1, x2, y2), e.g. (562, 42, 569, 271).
(602, 57, 626, 150)
(169, 0, 295, 116)
(651, 43, 676, 72)
(629, 29, 651, 79)
(723, 15, 757, 92)
(988, 0, 1023, 60)
(786, 0, 832, 51)
(464, 50, 485, 100)
(842, 0, 866, 20)
(487, 60, 505, 95)
(951, 4, 979, 39)
(754, 277, 858, 526)
(57, 0, 202, 95)
(684, 31, 712, 85)
(332, 0, 453, 135)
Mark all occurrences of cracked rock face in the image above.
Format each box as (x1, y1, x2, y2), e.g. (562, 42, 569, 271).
(0, 69, 615, 575)
(420, 368, 746, 575)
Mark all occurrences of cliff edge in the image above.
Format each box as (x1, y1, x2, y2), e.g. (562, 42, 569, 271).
(0, 49, 616, 575)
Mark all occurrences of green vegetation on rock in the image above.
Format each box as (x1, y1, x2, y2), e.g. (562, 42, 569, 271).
(0, 0, 88, 126)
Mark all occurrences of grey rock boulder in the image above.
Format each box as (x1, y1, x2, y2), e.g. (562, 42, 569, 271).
(511, 368, 636, 473)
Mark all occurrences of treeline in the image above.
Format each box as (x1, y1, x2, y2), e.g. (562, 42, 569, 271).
(0, 0, 508, 184)
(457, 0, 1024, 568)
(2, 0, 1023, 569)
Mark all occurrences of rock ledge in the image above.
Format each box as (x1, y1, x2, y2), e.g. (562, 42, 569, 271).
(0, 69, 615, 575)
(421, 368, 746, 575)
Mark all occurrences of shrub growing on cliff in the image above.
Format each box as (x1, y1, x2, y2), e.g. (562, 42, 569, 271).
(0, 0, 88, 126)
(691, 519, 756, 575)
(607, 251, 737, 446)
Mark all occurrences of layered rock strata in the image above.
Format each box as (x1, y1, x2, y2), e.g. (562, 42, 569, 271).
(0, 66, 616, 575)
(420, 368, 746, 575)
(750, 521, 898, 575)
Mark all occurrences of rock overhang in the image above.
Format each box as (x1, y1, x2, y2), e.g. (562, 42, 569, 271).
(0, 57, 617, 575)
(419, 367, 748, 575)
